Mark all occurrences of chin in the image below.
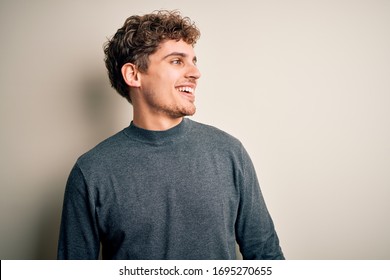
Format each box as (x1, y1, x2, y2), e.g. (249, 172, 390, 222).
(183, 105, 196, 116)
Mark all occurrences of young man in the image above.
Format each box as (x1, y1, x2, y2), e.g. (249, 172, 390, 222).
(58, 10, 284, 260)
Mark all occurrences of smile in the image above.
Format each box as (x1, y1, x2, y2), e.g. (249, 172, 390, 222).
(176, 86, 195, 102)
(177, 87, 194, 93)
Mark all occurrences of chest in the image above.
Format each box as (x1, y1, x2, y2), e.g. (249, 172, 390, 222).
(93, 146, 240, 238)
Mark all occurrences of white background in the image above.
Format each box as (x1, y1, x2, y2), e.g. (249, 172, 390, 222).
(1, 0, 389, 259)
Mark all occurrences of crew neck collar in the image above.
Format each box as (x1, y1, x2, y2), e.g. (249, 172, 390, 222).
(124, 118, 191, 145)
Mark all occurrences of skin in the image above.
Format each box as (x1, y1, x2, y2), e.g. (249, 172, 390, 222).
(122, 39, 201, 131)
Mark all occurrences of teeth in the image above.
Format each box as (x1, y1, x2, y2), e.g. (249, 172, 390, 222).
(177, 87, 194, 93)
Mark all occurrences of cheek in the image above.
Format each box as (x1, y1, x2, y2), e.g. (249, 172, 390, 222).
(141, 69, 180, 94)
(153, 73, 175, 88)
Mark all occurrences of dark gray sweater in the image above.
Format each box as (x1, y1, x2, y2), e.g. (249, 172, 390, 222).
(58, 118, 284, 259)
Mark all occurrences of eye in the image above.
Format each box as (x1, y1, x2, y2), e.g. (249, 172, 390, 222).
(171, 58, 183, 65)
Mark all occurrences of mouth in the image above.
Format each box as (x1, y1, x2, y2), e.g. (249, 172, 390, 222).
(176, 86, 195, 102)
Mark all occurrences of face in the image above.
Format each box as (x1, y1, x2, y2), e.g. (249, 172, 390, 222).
(136, 39, 201, 120)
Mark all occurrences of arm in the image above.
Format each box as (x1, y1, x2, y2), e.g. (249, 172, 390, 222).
(235, 146, 284, 260)
(57, 163, 100, 259)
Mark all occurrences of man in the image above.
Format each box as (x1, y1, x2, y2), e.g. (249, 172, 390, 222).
(58, 10, 284, 260)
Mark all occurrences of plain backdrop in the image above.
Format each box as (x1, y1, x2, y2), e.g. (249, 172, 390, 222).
(1, 0, 389, 259)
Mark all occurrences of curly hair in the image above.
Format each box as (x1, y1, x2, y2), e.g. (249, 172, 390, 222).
(103, 10, 201, 103)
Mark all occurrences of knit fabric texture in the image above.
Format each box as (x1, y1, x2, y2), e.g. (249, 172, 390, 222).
(58, 118, 284, 259)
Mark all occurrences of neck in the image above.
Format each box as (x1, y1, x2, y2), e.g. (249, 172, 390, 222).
(132, 110, 184, 131)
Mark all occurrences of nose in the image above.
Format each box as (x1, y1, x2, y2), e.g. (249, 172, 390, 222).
(186, 63, 201, 80)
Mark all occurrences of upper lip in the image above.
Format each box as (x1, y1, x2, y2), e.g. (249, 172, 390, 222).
(176, 82, 197, 88)
(176, 83, 196, 93)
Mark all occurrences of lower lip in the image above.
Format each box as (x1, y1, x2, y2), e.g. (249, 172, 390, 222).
(178, 91, 195, 102)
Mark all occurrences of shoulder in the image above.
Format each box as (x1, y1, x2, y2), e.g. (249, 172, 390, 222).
(75, 128, 129, 169)
(188, 119, 255, 175)
(188, 119, 243, 150)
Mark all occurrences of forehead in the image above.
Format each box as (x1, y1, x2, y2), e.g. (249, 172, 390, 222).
(152, 39, 196, 59)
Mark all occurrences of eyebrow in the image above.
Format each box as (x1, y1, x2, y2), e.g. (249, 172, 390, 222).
(162, 52, 198, 63)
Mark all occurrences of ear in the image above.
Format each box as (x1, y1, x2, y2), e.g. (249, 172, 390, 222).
(121, 63, 141, 88)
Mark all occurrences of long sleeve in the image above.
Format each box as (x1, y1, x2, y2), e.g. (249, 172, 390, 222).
(56, 119, 284, 259)
(57, 164, 100, 259)
(235, 146, 284, 260)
